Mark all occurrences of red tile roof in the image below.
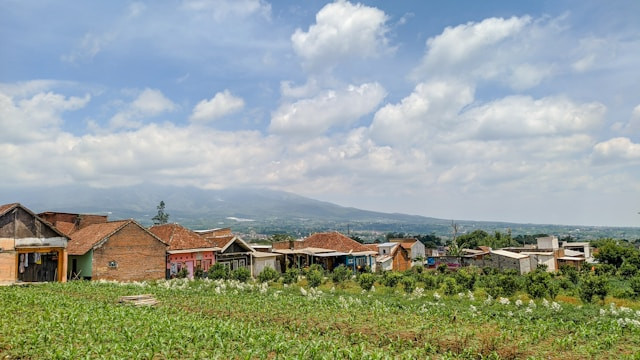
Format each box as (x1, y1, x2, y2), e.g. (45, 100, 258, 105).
(303, 232, 372, 253)
(68, 219, 166, 256)
(67, 220, 129, 256)
(0, 203, 19, 215)
(149, 223, 214, 251)
(55, 222, 77, 236)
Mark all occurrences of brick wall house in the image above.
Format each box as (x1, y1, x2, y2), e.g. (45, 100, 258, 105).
(68, 219, 167, 281)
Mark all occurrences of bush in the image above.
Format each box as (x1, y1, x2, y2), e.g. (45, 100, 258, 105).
(524, 270, 552, 299)
(194, 267, 205, 279)
(358, 273, 375, 291)
(437, 263, 448, 274)
(306, 264, 325, 276)
(630, 275, 640, 298)
(257, 266, 279, 283)
(331, 265, 351, 284)
(559, 265, 580, 284)
(420, 273, 437, 290)
(231, 267, 251, 283)
(400, 276, 416, 294)
(282, 268, 299, 285)
(618, 262, 638, 278)
(579, 274, 608, 304)
(382, 272, 403, 288)
(208, 263, 230, 280)
(594, 263, 616, 276)
(176, 267, 189, 279)
(441, 277, 458, 296)
(482, 273, 520, 298)
(306, 269, 323, 288)
(412, 265, 424, 274)
(454, 268, 477, 291)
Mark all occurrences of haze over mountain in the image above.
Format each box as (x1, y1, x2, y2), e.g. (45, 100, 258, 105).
(1, 184, 638, 240)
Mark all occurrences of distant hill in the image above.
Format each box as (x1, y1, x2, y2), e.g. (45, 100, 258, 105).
(1, 184, 638, 241)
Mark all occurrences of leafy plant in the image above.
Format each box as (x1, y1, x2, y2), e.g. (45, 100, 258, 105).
(357, 273, 375, 291)
(231, 267, 251, 283)
(331, 265, 351, 284)
(208, 263, 230, 280)
(257, 267, 279, 283)
(306, 269, 323, 288)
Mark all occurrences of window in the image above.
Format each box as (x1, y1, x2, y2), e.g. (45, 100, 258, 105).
(239, 259, 246, 268)
(108, 260, 118, 269)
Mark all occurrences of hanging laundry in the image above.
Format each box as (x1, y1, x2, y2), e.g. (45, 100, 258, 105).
(34, 252, 42, 265)
(19, 254, 25, 273)
(24, 253, 29, 268)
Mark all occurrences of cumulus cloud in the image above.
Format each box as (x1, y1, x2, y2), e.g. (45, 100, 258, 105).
(269, 82, 386, 136)
(460, 95, 606, 140)
(369, 80, 474, 146)
(0, 88, 90, 143)
(592, 137, 640, 164)
(291, 0, 389, 71)
(412, 15, 565, 90)
(190, 90, 245, 123)
(108, 88, 176, 130)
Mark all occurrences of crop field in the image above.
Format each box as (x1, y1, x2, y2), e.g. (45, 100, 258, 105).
(1, 278, 640, 359)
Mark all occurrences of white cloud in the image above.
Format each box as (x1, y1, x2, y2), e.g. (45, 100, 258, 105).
(412, 15, 566, 90)
(181, 0, 271, 21)
(108, 88, 176, 130)
(592, 137, 640, 163)
(0, 88, 90, 143)
(190, 90, 245, 123)
(291, 0, 389, 71)
(460, 95, 606, 140)
(369, 80, 474, 146)
(269, 82, 386, 136)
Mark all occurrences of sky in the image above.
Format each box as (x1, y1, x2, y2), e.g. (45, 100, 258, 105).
(1, 0, 639, 227)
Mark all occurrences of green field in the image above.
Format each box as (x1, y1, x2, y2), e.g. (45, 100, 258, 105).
(1, 278, 639, 359)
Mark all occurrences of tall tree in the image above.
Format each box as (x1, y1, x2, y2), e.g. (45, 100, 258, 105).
(152, 201, 169, 225)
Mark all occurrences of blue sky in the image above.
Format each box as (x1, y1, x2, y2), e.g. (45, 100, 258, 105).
(1, 0, 639, 227)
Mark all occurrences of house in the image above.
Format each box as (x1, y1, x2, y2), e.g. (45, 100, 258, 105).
(251, 251, 281, 277)
(149, 223, 219, 279)
(273, 232, 377, 272)
(390, 238, 426, 263)
(0, 203, 68, 283)
(199, 230, 255, 273)
(67, 219, 168, 281)
(371, 242, 412, 272)
(561, 241, 592, 261)
(480, 249, 532, 274)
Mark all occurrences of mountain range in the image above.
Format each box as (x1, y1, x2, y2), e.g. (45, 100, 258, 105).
(1, 184, 638, 241)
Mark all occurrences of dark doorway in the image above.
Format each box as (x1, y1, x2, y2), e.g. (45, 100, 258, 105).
(17, 252, 59, 282)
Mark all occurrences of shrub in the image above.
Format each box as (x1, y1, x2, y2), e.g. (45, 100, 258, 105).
(382, 272, 403, 288)
(331, 265, 351, 284)
(282, 268, 299, 285)
(454, 268, 477, 291)
(400, 276, 416, 294)
(420, 273, 437, 290)
(257, 266, 279, 283)
(358, 273, 375, 291)
(306, 264, 325, 276)
(594, 263, 616, 276)
(437, 263, 448, 274)
(208, 263, 230, 280)
(176, 267, 189, 279)
(194, 267, 205, 279)
(306, 269, 323, 288)
(441, 277, 458, 296)
(630, 275, 640, 298)
(618, 262, 638, 278)
(579, 274, 608, 304)
(412, 264, 424, 274)
(524, 270, 552, 299)
(231, 267, 251, 283)
(559, 265, 580, 284)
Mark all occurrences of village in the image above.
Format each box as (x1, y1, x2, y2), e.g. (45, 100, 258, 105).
(1, 202, 593, 285)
